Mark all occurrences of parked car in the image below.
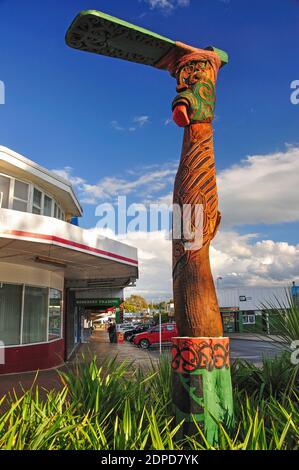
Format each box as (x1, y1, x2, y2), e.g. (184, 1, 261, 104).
(124, 324, 151, 341)
(115, 324, 136, 335)
(132, 323, 178, 349)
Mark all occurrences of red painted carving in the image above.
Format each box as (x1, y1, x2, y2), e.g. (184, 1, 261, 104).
(172, 337, 230, 373)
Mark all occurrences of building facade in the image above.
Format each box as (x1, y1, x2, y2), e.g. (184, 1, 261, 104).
(0, 146, 138, 374)
(216, 286, 292, 334)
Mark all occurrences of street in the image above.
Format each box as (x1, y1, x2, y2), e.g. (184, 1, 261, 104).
(230, 339, 284, 362)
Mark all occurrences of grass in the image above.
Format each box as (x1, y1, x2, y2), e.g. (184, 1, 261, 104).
(0, 352, 298, 450)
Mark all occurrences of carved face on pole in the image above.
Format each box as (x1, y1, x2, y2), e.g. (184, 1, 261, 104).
(172, 59, 217, 127)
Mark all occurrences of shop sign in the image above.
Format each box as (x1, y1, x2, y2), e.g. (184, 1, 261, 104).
(76, 298, 121, 307)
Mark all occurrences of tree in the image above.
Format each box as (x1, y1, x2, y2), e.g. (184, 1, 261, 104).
(153, 313, 169, 324)
(124, 295, 148, 312)
(123, 301, 137, 313)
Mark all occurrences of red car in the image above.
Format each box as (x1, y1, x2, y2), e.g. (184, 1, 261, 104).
(132, 323, 178, 349)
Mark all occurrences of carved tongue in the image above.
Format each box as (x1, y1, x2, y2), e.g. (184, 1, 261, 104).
(173, 105, 190, 127)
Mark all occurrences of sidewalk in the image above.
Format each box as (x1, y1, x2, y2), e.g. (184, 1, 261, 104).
(0, 331, 157, 398)
(228, 333, 283, 343)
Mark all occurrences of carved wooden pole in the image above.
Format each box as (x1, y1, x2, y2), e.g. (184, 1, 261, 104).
(65, 10, 233, 443)
(157, 45, 234, 442)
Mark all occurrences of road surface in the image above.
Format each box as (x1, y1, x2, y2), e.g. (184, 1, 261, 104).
(147, 339, 284, 364)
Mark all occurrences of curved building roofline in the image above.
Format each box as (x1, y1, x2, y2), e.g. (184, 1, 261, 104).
(0, 145, 83, 216)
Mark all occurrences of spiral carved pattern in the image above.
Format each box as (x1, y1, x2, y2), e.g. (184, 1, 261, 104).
(173, 123, 221, 280)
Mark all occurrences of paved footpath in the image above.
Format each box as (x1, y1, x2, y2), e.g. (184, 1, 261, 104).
(0, 331, 156, 398)
(0, 331, 286, 398)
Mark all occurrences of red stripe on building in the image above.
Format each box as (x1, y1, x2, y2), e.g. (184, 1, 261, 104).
(2, 229, 138, 266)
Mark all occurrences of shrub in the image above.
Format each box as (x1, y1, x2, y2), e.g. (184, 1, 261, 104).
(0, 353, 298, 450)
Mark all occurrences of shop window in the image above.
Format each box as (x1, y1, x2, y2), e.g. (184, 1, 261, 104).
(242, 314, 255, 325)
(43, 195, 53, 217)
(53, 203, 65, 221)
(32, 188, 42, 214)
(0, 174, 10, 209)
(0, 283, 22, 346)
(12, 180, 29, 212)
(48, 289, 62, 341)
(22, 286, 48, 344)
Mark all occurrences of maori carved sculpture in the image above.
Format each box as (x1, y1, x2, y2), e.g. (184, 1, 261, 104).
(65, 11, 233, 441)
(157, 45, 224, 337)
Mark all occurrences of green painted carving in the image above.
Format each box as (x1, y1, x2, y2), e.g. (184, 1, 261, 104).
(65, 10, 175, 66)
(179, 373, 204, 407)
(206, 46, 229, 66)
(202, 368, 234, 445)
(172, 368, 234, 445)
(172, 58, 218, 123)
(65, 10, 228, 69)
(173, 78, 216, 123)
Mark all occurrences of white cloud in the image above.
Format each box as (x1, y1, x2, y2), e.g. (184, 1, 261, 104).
(93, 228, 173, 300)
(110, 120, 124, 131)
(134, 115, 150, 127)
(54, 144, 299, 300)
(218, 145, 299, 226)
(92, 227, 299, 300)
(80, 163, 177, 203)
(52, 166, 86, 187)
(143, 0, 190, 13)
(211, 230, 299, 287)
(54, 145, 299, 227)
(164, 117, 173, 126)
(110, 115, 150, 132)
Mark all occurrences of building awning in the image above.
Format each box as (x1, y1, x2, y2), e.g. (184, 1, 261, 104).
(0, 209, 138, 288)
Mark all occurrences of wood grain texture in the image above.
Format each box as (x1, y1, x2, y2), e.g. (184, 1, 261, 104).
(172, 57, 223, 337)
(173, 124, 223, 337)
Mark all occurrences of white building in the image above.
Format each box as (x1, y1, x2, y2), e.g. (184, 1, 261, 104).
(0, 146, 138, 374)
(216, 286, 290, 333)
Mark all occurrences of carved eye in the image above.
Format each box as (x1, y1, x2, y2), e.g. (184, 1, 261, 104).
(193, 72, 203, 81)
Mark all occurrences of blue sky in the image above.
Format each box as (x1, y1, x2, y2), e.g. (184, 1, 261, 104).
(0, 0, 299, 298)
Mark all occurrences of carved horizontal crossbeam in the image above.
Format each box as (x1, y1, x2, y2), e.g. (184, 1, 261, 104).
(65, 10, 228, 70)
